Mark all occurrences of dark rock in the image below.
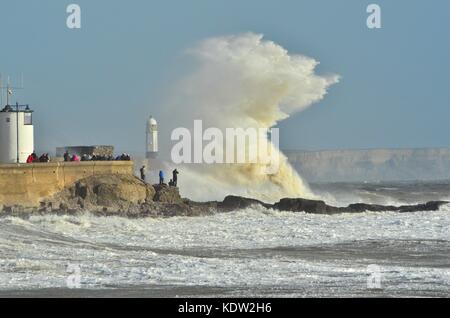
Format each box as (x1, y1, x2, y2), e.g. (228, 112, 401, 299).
(221, 196, 449, 215)
(397, 201, 448, 213)
(342, 201, 448, 213)
(185, 199, 218, 216)
(345, 203, 397, 212)
(273, 198, 333, 214)
(218, 195, 268, 212)
(75, 181, 89, 199)
(153, 184, 183, 204)
(3, 206, 13, 214)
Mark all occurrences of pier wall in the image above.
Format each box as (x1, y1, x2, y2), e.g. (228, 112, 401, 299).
(0, 161, 134, 207)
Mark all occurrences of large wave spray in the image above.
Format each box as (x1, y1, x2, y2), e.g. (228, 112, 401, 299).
(162, 33, 339, 202)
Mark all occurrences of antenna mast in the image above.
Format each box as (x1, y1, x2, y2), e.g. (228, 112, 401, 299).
(0, 74, 24, 107)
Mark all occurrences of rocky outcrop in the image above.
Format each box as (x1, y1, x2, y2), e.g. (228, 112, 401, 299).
(50, 174, 154, 210)
(345, 201, 448, 213)
(273, 198, 332, 214)
(0, 174, 447, 218)
(218, 195, 270, 212)
(218, 196, 449, 214)
(152, 184, 182, 204)
(31, 174, 215, 218)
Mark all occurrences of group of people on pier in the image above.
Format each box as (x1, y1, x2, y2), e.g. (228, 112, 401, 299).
(25, 151, 133, 163)
(26, 152, 50, 163)
(64, 151, 132, 162)
(140, 166, 179, 188)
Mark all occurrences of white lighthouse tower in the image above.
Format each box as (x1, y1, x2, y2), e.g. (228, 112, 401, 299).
(146, 116, 158, 159)
(0, 103, 34, 164)
(0, 80, 34, 164)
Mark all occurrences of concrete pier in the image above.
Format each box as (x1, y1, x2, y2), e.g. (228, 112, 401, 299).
(0, 161, 133, 207)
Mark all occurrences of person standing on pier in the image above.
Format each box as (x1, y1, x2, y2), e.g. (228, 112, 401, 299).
(140, 165, 146, 182)
(159, 170, 164, 185)
(172, 169, 179, 187)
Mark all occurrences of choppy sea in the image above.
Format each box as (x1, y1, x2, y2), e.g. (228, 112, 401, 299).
(0, 181, 449, 297)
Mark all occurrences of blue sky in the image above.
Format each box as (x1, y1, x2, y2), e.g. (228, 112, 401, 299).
(0, 0, 449, 154)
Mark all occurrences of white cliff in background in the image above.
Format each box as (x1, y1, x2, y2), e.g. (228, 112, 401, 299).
(285, 148, 450, 182)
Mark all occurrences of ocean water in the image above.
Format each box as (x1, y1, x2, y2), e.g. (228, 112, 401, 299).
(0, 181, 449, 297)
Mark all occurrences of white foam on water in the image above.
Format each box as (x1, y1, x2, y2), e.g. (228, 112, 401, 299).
(439, 203, 450, 212)
(0, 207, 449, 295)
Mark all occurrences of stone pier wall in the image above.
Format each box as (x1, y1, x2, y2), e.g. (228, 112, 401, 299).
(0, 161, 134, 207)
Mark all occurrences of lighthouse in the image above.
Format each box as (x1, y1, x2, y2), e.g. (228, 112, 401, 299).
(0, 77, 34, 164)
(0, 103, 34, 163)
(146, 116, 158, 159)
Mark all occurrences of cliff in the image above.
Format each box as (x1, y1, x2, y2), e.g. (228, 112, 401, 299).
(285, 148, 450, 182)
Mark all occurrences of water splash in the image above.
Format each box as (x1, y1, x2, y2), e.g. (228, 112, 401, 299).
(162, 33, 339, 202)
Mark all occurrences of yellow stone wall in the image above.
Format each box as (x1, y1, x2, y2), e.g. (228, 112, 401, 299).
(0, 161, 134, 207)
